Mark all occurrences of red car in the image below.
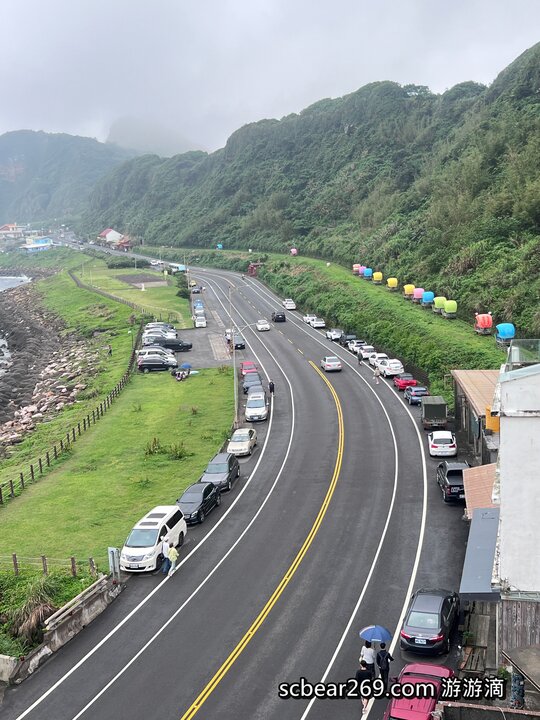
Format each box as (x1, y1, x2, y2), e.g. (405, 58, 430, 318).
(393, 373, 418, 391)
(240, 361, 258, 377)
(382, 663, 454, 720)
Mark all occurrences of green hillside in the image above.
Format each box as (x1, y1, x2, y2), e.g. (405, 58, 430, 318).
(0, 130, 135, 224)
(83, 43, 540, 334)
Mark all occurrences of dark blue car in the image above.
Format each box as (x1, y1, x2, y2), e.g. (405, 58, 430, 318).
(404, 386, 429, 405)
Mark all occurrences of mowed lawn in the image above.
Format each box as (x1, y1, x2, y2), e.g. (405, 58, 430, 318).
(0, 368, 233, 568)
(73, 260, 191, 326)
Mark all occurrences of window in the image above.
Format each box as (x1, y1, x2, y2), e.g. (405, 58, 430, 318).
(168, 510, 183, 529)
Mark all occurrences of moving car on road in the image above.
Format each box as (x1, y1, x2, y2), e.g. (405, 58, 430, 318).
(326, 328, 343, 341)
(256, 318, 270, 331)
(199, 452, 240, 492)
(404, 386, 429, 405)
(227, 427, 258, 456)
(271, 311, 286, 322)
(321, 356, 342, 372)
(382, 663, 455, 720)
(428, 431, 458, 457)
(393, 373, 417, 390)
(400, 588, 459, 655)
(436, 460, 470, 502)
(177, 482, 221, 524)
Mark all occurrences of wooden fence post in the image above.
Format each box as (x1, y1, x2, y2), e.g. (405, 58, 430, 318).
(66, 432, 70, 445)
(20, 472, 24, 489)
(77, 422, 81, 436)
(12, 554, 19, 575)
(89, 558, 97, 576)
(72, 428, 76, 442)
(38, 458, 43, 474)
(83, 418, 87, 431)
(30, 464, 35, 482)
(0, 486, 3, 504)
(41, 556, 48, 575)
(9, 479, 15, 497)
(70, 557, 77, 577)
(46, 452, 50, 467)
(92, 410, 96, 423)
(60, 439, 64, 452)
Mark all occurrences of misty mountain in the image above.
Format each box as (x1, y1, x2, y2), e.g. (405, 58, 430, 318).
(0, 131, 135, 224)
(106, 116, 202, 157)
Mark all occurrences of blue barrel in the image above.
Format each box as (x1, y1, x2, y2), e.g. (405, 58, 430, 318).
(363, 268, 373, 280)
(421, 291, 435, 307)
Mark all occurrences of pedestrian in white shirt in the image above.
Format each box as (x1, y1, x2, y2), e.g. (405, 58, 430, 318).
(359, 640, 376, 680)
(161, 537, 171, 575)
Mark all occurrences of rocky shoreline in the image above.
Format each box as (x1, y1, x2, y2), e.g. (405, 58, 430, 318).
(0, 282, 99, 450)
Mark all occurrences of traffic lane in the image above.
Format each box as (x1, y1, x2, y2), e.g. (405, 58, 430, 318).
(56, 353, 349, 719)
(200, 361, 425, 720)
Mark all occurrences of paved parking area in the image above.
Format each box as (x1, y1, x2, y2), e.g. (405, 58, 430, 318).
(175, 293, 232, 369)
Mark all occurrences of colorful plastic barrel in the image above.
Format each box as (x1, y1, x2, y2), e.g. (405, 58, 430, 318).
(373, 271, 383, 284)
(443, 300, 458, 318)
(403, 284, 415, 299)
(216, 243, 223, 249)
(358, 265, 367, 276)
(412, 288, 425, 303)
(363, 268, 373, 280)
(352, 264, 360, 275)
(290, 248, 298, 256)
(387, 277, 398, 290)
(433, 296, 447, 313)
(496, 323, 516, 340)
(421, 291, 435, 307)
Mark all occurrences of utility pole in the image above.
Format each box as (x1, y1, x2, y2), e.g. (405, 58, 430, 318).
(229, 285, 239, 428)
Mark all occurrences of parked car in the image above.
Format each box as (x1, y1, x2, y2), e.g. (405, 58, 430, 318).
(382, 663, 455, 720)
(191, 285, 203, 294)
(428, 431, 458, 457)
(194, 315, 207, 328)
(143, 328, 177, 341)
(177, 482, 221, 524)
(436, 460, 470, 502)
(199, 452, 240, 492)
(193, 306, 205, 317)
(326, 328, 343, 341)
(338, 333, 357, 347)
(321, 356, 342, 372)
(310, 318, 326, 329)
(378, 358, 405, 377)
(240, 361, 258, 376)
(233, 334, 246, 349)
(138, 356, 176, 373)
(245, 390, 268, 422)
(142, 336, 192, 352)
(282, 298, 296, 309)
(193, 299, 204, 308)
(393, 373, 418, 391)
(120, 505, 187, 572)
(137, 347, 174, 359)
(400, 588, 459, 654)
(358, 345, 375, 360)
(369, 352, 388, 367)
(189, 280, 197, 287)
(227, 427, 257, 456)
(302, 314, 317, 324)
(348, 339, 366, 354)
(271, 311, 286, 322)
(256, 318, 270, 331)
(404, 385, 430, 405)
(243, 373, 263, 393)
(145, 322, 176, 334)
(422, 396, 448, 430)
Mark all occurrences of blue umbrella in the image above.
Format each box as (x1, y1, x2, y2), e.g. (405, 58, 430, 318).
(358, 625, 392, 643)
(180, 362, 192, 370)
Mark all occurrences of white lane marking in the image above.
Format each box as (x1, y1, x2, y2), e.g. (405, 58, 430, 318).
(15, 286, 296, 720)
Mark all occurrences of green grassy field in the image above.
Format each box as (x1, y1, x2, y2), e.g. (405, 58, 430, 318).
(0, 368, 233, 568)
(0, 246, 84, 271)
(72, 259, 191, 326)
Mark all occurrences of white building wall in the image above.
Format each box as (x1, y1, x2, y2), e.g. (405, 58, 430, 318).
(498, 370, 540, 592)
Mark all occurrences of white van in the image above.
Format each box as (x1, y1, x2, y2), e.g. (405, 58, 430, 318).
(120, 505, 187, 572)
(194, 315, 207, 328)
(245, 390, 268, 422)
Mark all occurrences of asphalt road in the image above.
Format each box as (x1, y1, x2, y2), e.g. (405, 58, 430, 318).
(2, 255, 468, 720)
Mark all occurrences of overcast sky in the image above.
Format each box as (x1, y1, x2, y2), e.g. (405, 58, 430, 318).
(1, 0, 539, 153)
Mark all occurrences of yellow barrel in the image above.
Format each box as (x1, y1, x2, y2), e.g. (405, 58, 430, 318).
(433, 296, 447, 313)
(387, 277, 398, 289)
(373, 271, 383, 284)
(403, 284, 415, 299)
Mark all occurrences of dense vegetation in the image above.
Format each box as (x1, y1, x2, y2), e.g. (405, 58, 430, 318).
(83, 43, 540, 335)
(0, 130, 134, 225)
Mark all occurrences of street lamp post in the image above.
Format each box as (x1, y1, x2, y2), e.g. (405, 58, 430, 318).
(229, 286, 239, 428)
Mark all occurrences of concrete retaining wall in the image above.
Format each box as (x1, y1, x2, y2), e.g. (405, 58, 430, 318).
(0, 655, 18, 682)
(9, 577, 124, 685)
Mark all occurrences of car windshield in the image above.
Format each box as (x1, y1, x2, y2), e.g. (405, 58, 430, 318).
(183, 486, 204, 497)
(413, 387, 427, 393)
(245, 376, 261, 384)
(125, 528, 159, 548)
(247, 398, 265, 408)
(434, 438, 453, 444)
(408, 611, 440, 629)
(206, 463, 228, 473)
(233, 432, 249, 442)
(446, 471, 464, 484)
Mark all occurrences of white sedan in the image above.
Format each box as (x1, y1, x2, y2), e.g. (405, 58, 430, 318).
(326, 328, 343, 341)
(303, 314, 317, 324)
(227, 428, 258, 456)
(358, 345, 375, 359)
(321, 356, 342, 372)
(428, 431, 458, 457)
(283, 299, 296, 310)
(369, 352, 389, 367)
(310, 318, 326, 329)
(378, 358, 404, 377)
(348, 339, 366, 354)
(256, 318, 271, 331)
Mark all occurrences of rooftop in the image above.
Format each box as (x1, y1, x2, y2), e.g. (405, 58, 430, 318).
(451, 369, 500, 418)
(463, 463, 497, 520)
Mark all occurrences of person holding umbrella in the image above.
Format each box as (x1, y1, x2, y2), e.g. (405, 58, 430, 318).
(359, 641, 376, 680)
(358, 624, 393, 681)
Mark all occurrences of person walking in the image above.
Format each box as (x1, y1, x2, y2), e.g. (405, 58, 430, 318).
(161, 537, 171, 575)
(168, 543, 179, 577)
(373, 366, 381, 385)
(360, 640, 376, 680)
(269, 380, 275, 396)
(355, 660, 372, 715)
(376, 642, 394, 692)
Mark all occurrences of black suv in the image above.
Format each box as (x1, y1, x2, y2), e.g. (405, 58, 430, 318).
(436, 461, 471, 503)
(233, 334, 245, 349)
(271, 311, 286, 322)
(177, 482, 221, 524)
(137, 356, 174, 373)
(199, 452, 240, 492)
(143, 336, 192, 352)
(400, 588, 459, 655)
(338, 333, 357, 347)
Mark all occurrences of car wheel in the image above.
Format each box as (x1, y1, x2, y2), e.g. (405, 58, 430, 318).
(198, 509, 205, 523)
(177, 532, 184, 547)
(143, 368, 150, 374)
(236, 468, 240, 477)
(216, 493, 222, 506)
(249, 447, 253, 456)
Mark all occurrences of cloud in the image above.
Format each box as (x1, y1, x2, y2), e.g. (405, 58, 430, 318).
(1, 0, 539, 152)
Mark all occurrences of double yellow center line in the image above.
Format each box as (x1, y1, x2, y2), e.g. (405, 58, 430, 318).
(180, 361, 344, 719)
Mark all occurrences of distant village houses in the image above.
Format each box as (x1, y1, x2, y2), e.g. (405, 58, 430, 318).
(97, 228, 132, 251)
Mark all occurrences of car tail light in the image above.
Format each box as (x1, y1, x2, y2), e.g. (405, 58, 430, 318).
(400, 630, 411, 640)
(431, 444, 437, 448)
(449, 443, 456, 448)
(431, 633, 444, 642)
